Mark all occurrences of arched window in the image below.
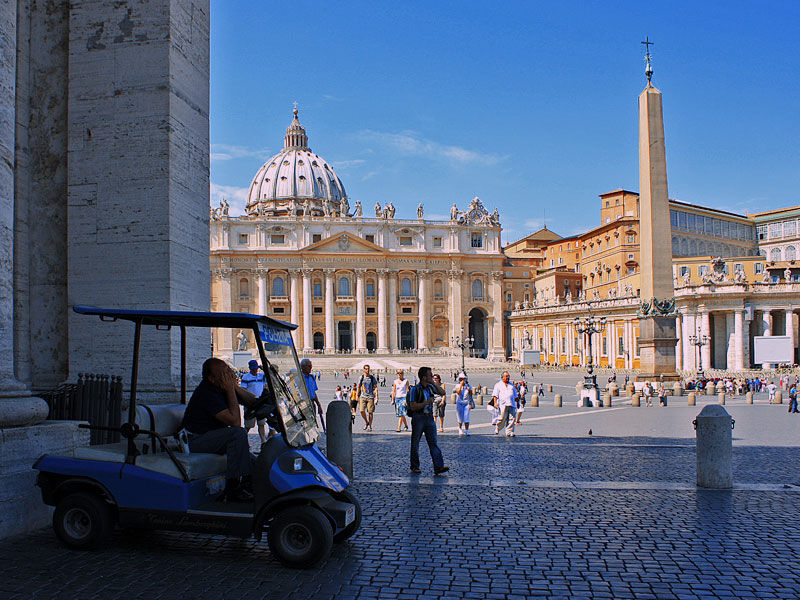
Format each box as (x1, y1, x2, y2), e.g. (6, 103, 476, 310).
(472, 279, 484, 299)
(680, 238, 689, 256)
(786, 246, 797, 262)
(689, 239, 697, 256)
(239, 278, 249, 298)
(401, 277, 412, 297)
(338, 276, 351, 297)
(770, 247, 782, 262)
(434, 279, 443, 299)
(759, 249, 767, 258)
(366, 279, 375, 297)
(272, 276, 285, 297)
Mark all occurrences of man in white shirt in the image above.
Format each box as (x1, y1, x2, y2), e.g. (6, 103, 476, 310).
(767, 381, 777, 403)
(492, 371, 518, 437)
(240, 360, 269, 443)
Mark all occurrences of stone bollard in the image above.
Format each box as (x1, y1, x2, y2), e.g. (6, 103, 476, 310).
(608, 382, 619, 397)
(547, 384, 553, 393)
(531, 395, 539, 407)
(626, 382, 635, 396)
(476, 394, 484, 406)
(688, 392, 696, 406)
(746, 391, 753, 404)
(694, 405, 734, 488)
(775, 390, 783, 404)
(632, 393, 640, 407)
(554, 393, 562, 407)
(326, 400, 353, 479)
(718, 392, 726, 405)
(450, 393, 457, 405)
(602, 393, 612, 407)
(672, 382, 683, 397)
(705, 381, 715, 396)
(575, 382, 584, 396)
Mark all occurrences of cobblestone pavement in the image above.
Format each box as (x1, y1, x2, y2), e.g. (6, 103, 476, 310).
(3, 432, 800, 600)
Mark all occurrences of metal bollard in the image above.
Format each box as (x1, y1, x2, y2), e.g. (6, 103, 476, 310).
(688, 392, 696, 406)
(693, 405, 734, 488)
(718, 392, 726, 405)
(554, 393, 562, 407)
(326, 400, 353, 479)
(746, 391, 753, 404)
(602, 393, 612, 407)
(632, 393, 640, 407)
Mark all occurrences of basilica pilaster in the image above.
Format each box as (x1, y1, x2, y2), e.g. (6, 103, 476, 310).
(417, 270, 429, 350)
(489, 271, 505, 359)
(301, 268, 313, 351)
(388, 271, 398, 351)
(377, 269, 389, 353)
(289, 269, 300, 345)
(324, 269, 335, 353)
(355, 269, 366, 352)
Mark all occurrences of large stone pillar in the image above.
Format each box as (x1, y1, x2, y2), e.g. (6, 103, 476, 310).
(215, 270, 233, 351)
(725, 312, 735, 371)
(324, 269, 335, 353)
(256, 270, 267, 316)
(302, 269, 312, 352)
(761, 309, 773, 369)
(636, 75, 678, 379)
(417, 271, 429, 351)
(388, 271, 398, 351)
(700, 310, 711, 372)
(675, 313, 682, 371)
(289, 270, 300, 345)
(734, 309, 744, 371)
(489, 271, 505, 359)
(788, 309, 796, 364)
(355, 269, 366, 352)
(448, 270, 463, 343)
(377, 269, 388, 353)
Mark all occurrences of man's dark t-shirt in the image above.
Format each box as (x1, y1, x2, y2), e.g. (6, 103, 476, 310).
(181, 380, 229, 434)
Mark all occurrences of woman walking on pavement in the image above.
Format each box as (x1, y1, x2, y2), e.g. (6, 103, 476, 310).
(392, 369, 410, 432)
(454, 373, 474, 435)
(432, 373, 446, 433)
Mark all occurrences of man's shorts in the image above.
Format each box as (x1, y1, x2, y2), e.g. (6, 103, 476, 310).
(244, 416, 267, 429)
(433, 399, 446, 418)
(358, 396, 375, 413)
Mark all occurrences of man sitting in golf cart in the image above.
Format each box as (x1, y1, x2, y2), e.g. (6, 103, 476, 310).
(181, 357, 263, 502)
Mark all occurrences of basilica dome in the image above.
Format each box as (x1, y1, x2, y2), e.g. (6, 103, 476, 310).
(245, 109, 348, 217)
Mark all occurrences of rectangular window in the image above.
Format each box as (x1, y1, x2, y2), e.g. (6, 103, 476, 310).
(402, 307, 412, 314)
(769, 222, 782, 239)
(687, 213, 696, 231)
(786, 220, 797, 237)
(399, 236, 413, 246)
(471, 232, 483, 248)
(734, 263, 744, 273)
(561, 337, 566, 353)
(575, 337, 580, 352)
(540, 338, 545, 352)
(558, 257, 564, 265)
(523, 272, 529, 277)
(313, 282, 322, 297)
(628, 253, 634, 260)
(365, 234, 375, 244)
(271, 234, 285, 245)
(678, 212, 687, 230)
(679, 266, 690, 276)
(550, 338, 554, 353)
(705, 217, 714, 234)
(699, 265, 709, 276)
(273, 307, 284, 314)
(366, 282, 375, 297)
(550, 259, 555, 267)
(670, 210, 678, 227)
(313, 306, 322, 314)
(238, 233, 249, 244)
(757, 225, 768, 240)
(312, 233, 322, 243)
(627, 267, 635, 275)
(713, 219, 722, 236)
(602, 337, 608, 356)
(618, 336, 624, 355)
(366, 307, 375, 314)
(433, 237, 442, 248)
(754, 262, 764, 274)
(723, 220, 730, 238)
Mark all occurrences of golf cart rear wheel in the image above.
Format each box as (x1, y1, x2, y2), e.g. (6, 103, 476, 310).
(268, 506, 333, 568)
(53, 493, 113, 550)
(332, 489, 362, 542)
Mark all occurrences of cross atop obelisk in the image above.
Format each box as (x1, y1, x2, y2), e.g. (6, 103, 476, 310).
(641, 36, 654, 83)
(636, 38, 678, 380)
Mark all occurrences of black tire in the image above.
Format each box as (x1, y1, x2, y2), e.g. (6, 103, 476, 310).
(267, 506, 333, 568)
(332, 489, 362, 542)
(53, 493, 114, 550)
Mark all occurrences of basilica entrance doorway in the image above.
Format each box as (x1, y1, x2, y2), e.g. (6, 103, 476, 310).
(366, 332, 377, 352)
(399, 321, 415, 350)
(313, 332, 324, 351)
(468, 308, 488, 358)
(337, 321, 353, 351)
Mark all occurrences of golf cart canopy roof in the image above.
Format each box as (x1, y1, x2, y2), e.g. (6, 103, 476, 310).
(73, 305, 298, 331)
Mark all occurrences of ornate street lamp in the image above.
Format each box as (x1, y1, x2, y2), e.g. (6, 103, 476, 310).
(452, 329, 474, 375)
(688, 328, 710, 379)
(573, 314, 607, 393)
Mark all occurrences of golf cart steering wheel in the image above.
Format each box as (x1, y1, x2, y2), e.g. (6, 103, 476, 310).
(244, 387, 280, 430)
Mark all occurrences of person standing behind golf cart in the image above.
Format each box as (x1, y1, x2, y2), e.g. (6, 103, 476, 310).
(181, 358, 257, 502)
(241, 360, 270, 444)
(300, 358, 326, 433)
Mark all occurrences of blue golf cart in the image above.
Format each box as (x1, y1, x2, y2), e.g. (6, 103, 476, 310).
(33, 306, 361, 567)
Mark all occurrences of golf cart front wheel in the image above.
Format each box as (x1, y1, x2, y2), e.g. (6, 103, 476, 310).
(268, 506, 333, 568)
(53, 492, 113, 550)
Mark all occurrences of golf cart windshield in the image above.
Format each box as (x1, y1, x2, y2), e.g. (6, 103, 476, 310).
(257, 322, 319, 447)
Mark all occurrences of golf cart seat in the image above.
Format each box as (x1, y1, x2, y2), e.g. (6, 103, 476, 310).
(73, 404, 228, 481)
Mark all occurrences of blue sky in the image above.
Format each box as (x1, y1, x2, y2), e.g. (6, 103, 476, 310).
(210, 0, 799, 245)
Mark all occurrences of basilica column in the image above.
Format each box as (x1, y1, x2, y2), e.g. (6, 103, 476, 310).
(699, 309, 711, 372)
(388, 271, 398, 351)
(674, 314, 682, 371)
(734, 308, 745, 371)
(489, 271, 504, 359)
(725, 312, 735, 370)
(761, 309, 773, 369)
(417, 271, 429, 351)
(324, 269, 335, 353)
(256, 270, 267, 316)
(377, 269, 388, 352)
(355, 269, 366, 352)
(216, 269, 233, 352)
(289, 270, 300, 345)
(302, 269, 312, 352)
(448, 269, 464, 344)
(609, 321, 617, 369)
(788, 308, 796, 365)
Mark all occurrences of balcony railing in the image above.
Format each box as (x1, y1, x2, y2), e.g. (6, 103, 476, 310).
(398, 295, 417, 303)
(268, 295, 288, 303)
(336, 295, 355, 302)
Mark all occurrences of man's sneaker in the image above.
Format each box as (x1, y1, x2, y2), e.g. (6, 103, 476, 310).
(434, 466, 450, 475)
(410, 468, 422, 474)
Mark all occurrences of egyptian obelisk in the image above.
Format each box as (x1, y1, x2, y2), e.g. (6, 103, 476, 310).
(636, 39, 679, 380)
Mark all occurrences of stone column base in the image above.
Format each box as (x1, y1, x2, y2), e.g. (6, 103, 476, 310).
(0, 421, 90, 539)
(0, 393, 49, 428)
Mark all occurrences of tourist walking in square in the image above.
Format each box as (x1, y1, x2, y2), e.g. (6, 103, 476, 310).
(357, 364, 379, 431)
(789, 384, 798, 413)
(408, 366, 448, 474)
(432, 373, 446, 432)
(392, 369, 410, 432)
(492, 371, 518, 437)
(454, 372, 474, 435)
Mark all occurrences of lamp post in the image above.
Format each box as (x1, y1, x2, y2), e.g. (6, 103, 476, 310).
(452, 329, 474, 375)
(688, 328, 710, 379)
(573, 314, 607, 393)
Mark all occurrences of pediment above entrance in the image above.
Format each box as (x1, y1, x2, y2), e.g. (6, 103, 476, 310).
(301, 232, 385, 254)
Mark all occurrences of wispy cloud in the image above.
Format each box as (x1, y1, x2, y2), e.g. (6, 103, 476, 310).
(332, 159, 366, 169)
(360, 171, 380, 181)
(355, 130, 505, 166)
(210, 183, 249, 216)
(322, 94, 345, 102)
(210, 143, 270, 162)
